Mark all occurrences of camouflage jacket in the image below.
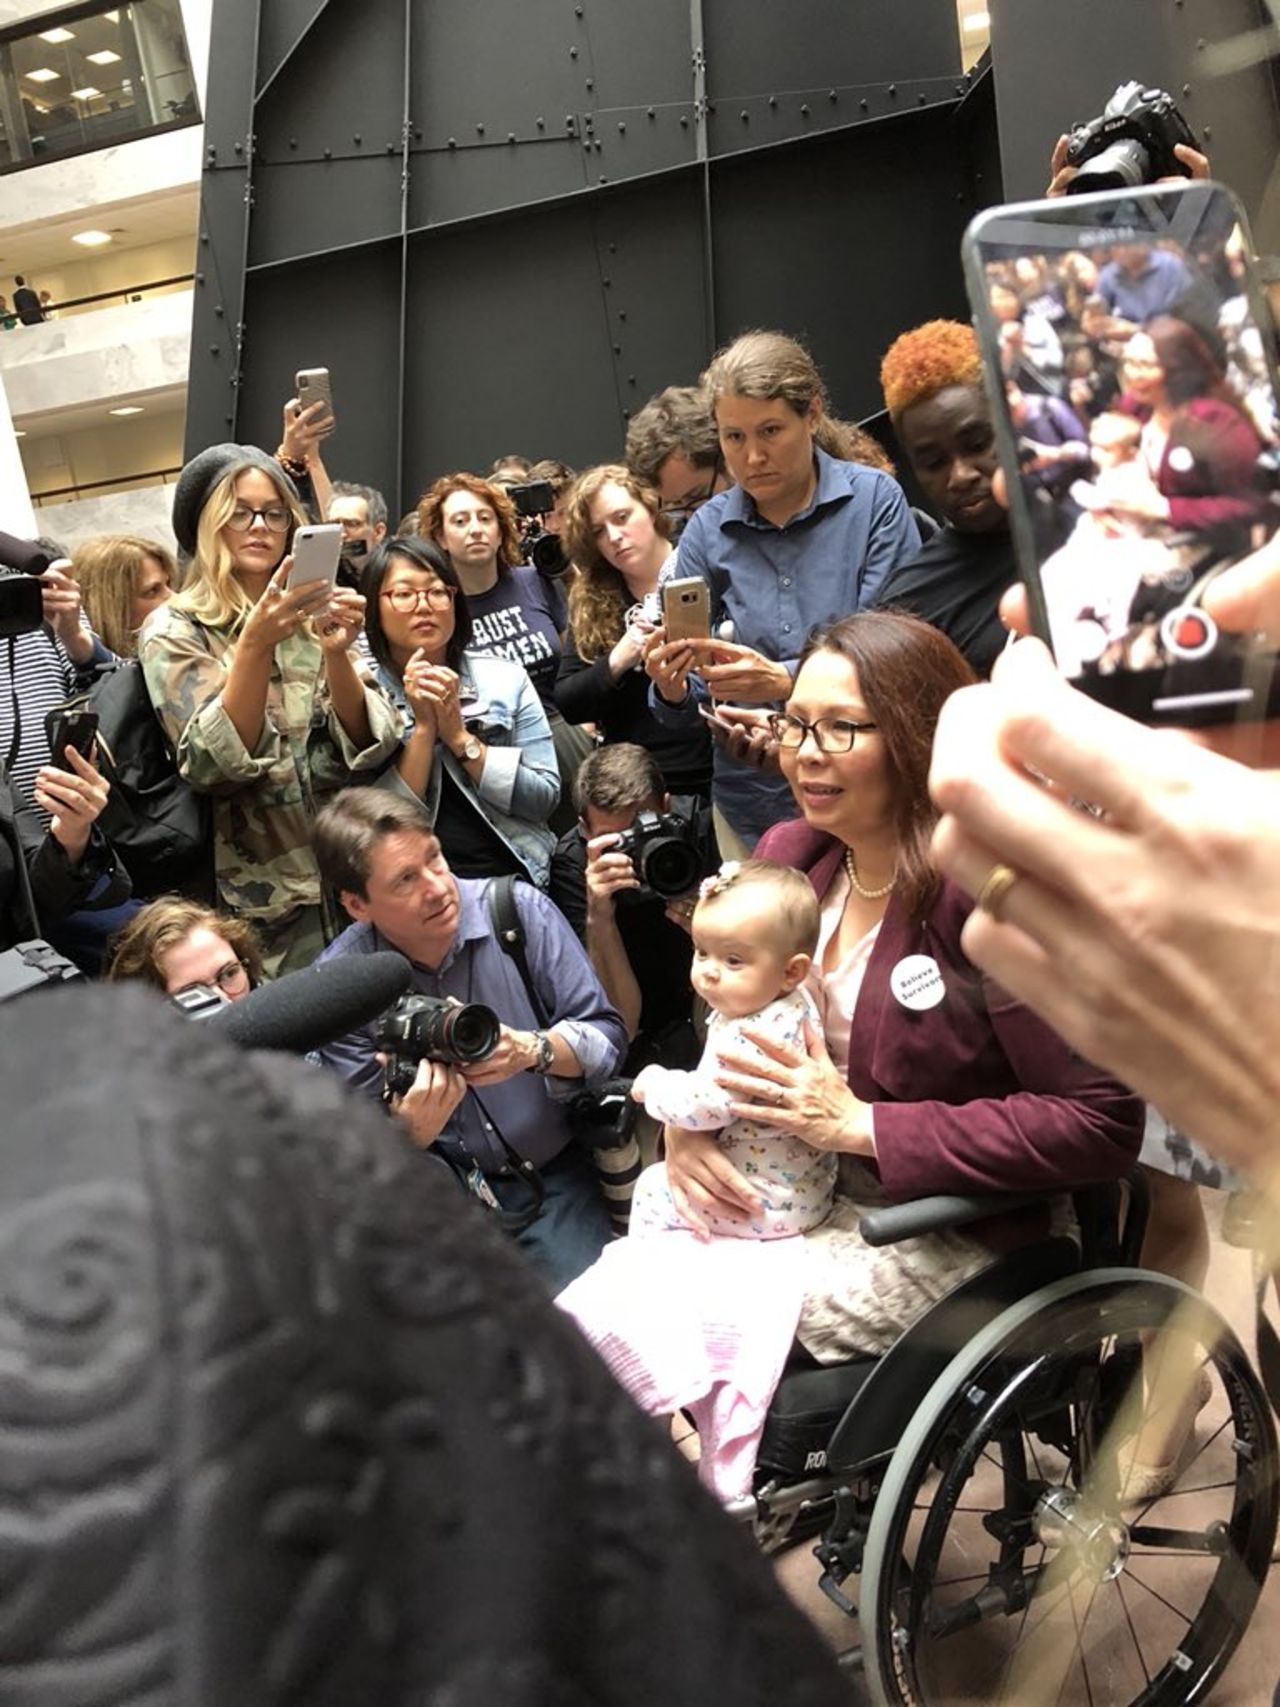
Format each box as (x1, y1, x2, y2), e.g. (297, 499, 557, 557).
(139, 605, 402, 921)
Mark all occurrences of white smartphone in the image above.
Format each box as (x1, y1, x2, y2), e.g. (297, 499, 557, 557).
(286, 522, 343, 591)
(295, 367, 334, 421)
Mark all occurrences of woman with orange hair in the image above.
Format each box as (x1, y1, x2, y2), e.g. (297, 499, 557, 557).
(871, 318, 1017, 677)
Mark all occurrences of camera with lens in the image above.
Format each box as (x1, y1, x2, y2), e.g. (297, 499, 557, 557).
(614, 809, 702, 901)
(1064, 82, 1199, 195)
(376, 993, 501, 1095)
(508, 478, 569, 580)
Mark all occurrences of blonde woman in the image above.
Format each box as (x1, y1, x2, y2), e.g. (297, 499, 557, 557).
(72, 534, 175, 659)
(139, 445, 401, 973)
(556, 464, 711, 798)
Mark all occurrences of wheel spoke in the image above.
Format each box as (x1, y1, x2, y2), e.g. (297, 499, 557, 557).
(1120, 1564, 1195, 1624)
(1115, 1575, 1152, 1687)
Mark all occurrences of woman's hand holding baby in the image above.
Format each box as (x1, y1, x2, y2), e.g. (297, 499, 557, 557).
(715, 1019, 875, 1153)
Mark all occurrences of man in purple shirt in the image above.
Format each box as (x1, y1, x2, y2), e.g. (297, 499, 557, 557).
(311, 787, 626, 1290)
(1097, 243, 1194, 327)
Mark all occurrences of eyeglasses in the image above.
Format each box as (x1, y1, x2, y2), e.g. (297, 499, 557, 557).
(226, 504, 292, 533)
(381, 583, 457, 613)
(659, 471, 719, 518)
(768, 712, 878, 753)
(174, 959, 249, 997)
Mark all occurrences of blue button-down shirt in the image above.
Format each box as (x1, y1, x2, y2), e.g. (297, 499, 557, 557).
(1097, 248, 1193, 324)
(314, 877, 626, 1173)
(651, 448, 917, 845)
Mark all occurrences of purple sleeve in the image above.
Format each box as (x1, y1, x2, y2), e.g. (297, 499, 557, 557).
(870, 978, 1143, 1199)
(1163, 402, 1265, 532)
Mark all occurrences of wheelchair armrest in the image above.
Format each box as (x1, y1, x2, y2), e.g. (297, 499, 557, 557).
(859, 1192, 1055, 1247)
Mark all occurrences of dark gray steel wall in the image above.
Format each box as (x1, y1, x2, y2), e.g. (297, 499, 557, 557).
(188, 1, 1280, 515)
(188, 0, 992, 512)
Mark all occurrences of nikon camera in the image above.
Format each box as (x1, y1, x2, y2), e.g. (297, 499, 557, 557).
(1064, 82, 1199, 195)
(614, 809, 702, 901)
(376, 993, 500, 1096)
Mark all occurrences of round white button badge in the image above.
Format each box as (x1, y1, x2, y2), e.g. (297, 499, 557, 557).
(890, 954, 946, 1012)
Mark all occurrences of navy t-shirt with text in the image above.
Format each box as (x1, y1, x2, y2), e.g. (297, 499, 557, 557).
(465, 566, 564, 704)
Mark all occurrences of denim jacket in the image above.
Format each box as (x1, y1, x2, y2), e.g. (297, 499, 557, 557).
(375, 649, 559, 885)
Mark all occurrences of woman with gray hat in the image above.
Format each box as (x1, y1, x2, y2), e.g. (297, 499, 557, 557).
(139, 445, 401, 974)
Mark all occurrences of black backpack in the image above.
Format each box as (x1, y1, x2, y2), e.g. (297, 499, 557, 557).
(60, 660, 214, 902)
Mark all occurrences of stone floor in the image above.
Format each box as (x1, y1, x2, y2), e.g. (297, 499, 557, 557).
(771, 1188, 1279, 1705)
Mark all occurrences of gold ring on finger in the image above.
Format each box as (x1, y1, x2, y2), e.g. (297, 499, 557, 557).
(975, 861, 1020, 922)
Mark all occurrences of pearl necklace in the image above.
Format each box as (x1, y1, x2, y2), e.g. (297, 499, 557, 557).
(844, 848, 895, 901)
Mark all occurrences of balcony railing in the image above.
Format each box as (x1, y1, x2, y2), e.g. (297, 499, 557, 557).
(4, 274, 195, 326)
(30, 467, 183, 508)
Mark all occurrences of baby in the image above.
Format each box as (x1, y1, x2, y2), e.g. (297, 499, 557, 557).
(629, 858, 834, 1240)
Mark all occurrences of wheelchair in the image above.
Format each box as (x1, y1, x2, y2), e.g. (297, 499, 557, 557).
(725, 1176, 1279, 1705)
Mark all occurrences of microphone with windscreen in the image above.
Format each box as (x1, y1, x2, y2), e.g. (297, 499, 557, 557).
(204, 951, 413, 1053)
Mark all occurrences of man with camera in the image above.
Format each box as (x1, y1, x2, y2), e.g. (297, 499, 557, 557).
(312, 787, 626, 1290)
(549, 743, 716, 1071)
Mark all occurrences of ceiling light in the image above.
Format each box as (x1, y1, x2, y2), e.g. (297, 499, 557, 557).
(962, 9, 991, 32)
(70, 86, 101, 99)
(108, 406, 145, 417)
(14, 430, 26, 439)
(25, 67, 60, 83)
(105, 8, 119, 18)
(39, 27, 75, 43)
(72, 229, 113, 247)
(87, 49, 122, 65)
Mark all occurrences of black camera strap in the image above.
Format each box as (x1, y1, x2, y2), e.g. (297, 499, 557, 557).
(488, 874, 547, 1024)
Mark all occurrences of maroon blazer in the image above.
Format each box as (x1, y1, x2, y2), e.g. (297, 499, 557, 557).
(755, 821, 1144, 1219)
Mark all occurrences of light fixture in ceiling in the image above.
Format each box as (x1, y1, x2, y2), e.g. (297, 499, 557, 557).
(70, 86, 102, 100)
(71, 230, 113, 247)
(25, 67, 61, 83)
(108, 406, 145, 418)
(87, 49, 122, 65)
(38, 27, 75, 43)
(962, 9, 991, 32)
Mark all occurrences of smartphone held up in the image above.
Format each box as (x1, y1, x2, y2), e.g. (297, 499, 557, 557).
(964, 179, 1280, 727)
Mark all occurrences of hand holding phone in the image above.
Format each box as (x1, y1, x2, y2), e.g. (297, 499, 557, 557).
(285, 522, 343, 593)
(44, 707, 99, 769)
(295, 367, 334, 425)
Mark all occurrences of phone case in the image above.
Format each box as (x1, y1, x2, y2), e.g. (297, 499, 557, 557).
(662, 577, 712, 644)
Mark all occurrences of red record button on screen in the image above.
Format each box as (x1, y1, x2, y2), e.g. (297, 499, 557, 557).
(1161, 605, 1218, 661)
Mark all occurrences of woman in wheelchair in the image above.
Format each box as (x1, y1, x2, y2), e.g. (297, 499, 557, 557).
(560, 611, 1145, 1489)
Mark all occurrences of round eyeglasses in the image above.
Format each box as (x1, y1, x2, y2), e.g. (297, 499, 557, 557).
(226, 504, 292, 533)
(174, 959, 248, 998)
(381, 583, 457, 613)
(768, 712, 878, 753)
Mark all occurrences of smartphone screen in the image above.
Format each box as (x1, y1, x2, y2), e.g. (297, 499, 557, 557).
(964, 180, 1280, 726)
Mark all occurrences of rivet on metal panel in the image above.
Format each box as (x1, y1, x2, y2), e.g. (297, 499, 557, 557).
(537, 116, 545, 128)
(1183, 84, 1192, 96)
(680, 114, 689, 127)
(707, 102, 716, 114)
(324, 147, 332, 159)
(955, 85, 964, 96)
(600, 175, 608, 183)
(860, 98, 868, 110)
(602, 276, 611, 286)
(918, 93, 927, 104)
(210, 345, 220, 355)
(448, 137, 456, 148)
(1196, 37, 1205, 48)
(386, 142, 395, 152)
(889, 84, 897, 96)
(199, 233, 208, 245)
(508, 132, 516, 143)
(583, 138, 593, 150)
(613, 344, 622, 354)
(214, 304, 223, 316)
(800, 103, 810, 116)
(618, 309, 627, 320)
(476, 123, 485, 134)
(570, 45, 578, 58)
(628, 375, 636, 384)
(415, 129, 423, 139)
(566, 114, 576, 126)
(586, 77, 594, 90)
(233, 141, 242, 153)
(740, 109, 749, 121)
(828, 88, 837, 101)
(622, 409, 630, 419)
(595, 138, 603, 150)
(195, 270, 205, 281)
(289, 137, 297, 148)
(225, 415, 234, 424)
(575, 3, 583, 12)
(648, 106, 656, 118)
(768, 95, 777, 107)
(1203, 123, 1212, 138)
(618, 120, 626, 132)
(354, 134, 362, 144)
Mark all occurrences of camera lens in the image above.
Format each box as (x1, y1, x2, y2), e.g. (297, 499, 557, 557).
(641, 836, 702, 900)
(438, 1001, 501, 1062)
(1069, 138, 1150, 194)
(529, 530, 568, 578)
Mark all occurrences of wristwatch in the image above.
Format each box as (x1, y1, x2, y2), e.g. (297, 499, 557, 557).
(530, 1029, 555, 1075)
(454, 734, 483, 762)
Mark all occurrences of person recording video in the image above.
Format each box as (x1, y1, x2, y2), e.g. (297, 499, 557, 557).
(310, 788, 626, 1290)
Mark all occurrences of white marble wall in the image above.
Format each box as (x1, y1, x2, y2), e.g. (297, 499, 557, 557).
(35, 484, 178, 555)
(0, 374, 36, 539)
(2, 291, 193, 418)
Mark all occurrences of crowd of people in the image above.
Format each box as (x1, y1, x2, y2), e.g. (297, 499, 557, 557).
(2, 135, 1277, 1562)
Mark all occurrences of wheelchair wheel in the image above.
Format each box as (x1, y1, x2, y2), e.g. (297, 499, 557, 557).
(861, 1271, 1277, 1707)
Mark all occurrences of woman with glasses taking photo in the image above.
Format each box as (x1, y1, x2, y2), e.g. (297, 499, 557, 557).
(361, 535, 560, 884)
(140, 445, 401, 974)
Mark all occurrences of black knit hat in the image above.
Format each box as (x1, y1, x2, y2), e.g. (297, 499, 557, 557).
(171, 443, 300, 557)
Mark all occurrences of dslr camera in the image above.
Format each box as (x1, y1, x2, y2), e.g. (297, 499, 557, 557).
(376, 993, 500, 1095)
(1064, 82, 1199, 195)
(508, 479, 569, 580)
(615, 809, 702, 901)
